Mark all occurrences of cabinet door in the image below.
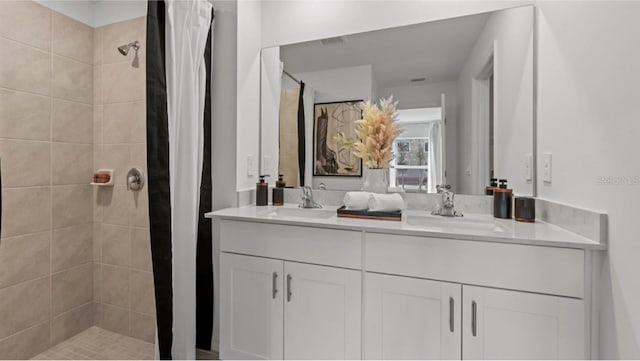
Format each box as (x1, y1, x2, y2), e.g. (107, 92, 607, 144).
(283, 262, 362, 360)
(220, 253, 284, 360)
(365, 273, 462, 360)
(462, 285, 585, 360)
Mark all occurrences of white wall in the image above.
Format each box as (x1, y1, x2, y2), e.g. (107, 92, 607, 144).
(254, 1, 640, 358)
(380, 81, 458, 191)
(535, 2, 640, 358)
(456, 6, 534, 196)
(36, 0, 147, 27)
(236, 0, 262, 191)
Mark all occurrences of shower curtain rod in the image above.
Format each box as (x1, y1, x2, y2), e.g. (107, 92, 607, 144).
(283, 69, 301, 85)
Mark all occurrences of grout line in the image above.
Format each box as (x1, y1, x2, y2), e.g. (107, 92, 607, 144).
(49, 10, 55, 348)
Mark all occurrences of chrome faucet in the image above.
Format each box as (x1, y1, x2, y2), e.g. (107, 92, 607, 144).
(431, 184, 463, 217)
(300, 186, 322, 209)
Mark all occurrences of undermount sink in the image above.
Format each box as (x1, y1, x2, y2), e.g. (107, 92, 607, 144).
(406, 214, 506, 233)
(260, 207, 336, 220)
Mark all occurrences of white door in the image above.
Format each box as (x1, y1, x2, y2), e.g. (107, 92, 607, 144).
(440, 93, 446, 185)
(462, 285, 585, 360)
(220, 253, 284, 360)
(284, 262, 362, 360)
(365, 273, 462, 360)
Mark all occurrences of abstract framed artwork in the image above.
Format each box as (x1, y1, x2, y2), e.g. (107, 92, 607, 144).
(313, 100, 363, 177)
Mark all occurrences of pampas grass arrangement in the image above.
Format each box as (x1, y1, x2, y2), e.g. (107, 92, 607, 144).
(333, 96, 402, 169)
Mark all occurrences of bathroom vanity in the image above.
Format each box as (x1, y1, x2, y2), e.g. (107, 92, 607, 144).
(207, 204, 605, 360)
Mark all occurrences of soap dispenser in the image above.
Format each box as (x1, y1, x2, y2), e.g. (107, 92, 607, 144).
(272, 174, 285, 206)
(485, 178, 498, 195)
(256, 175, 269, 206)
(493, 179, 513, 219)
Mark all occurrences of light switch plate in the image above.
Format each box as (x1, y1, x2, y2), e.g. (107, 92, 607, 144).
(524, 153, 532, 181)
(543, 152, 552, 183)
(247, 155, 255, 176)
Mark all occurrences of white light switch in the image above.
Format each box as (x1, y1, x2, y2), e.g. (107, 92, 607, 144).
(247, 155, 255, 176)
(524, 154, 532, 181)
(263, 156, 271, 175)
(543, 152, 552, 183)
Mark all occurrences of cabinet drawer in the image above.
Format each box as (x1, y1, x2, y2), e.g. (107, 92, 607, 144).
(366, 233, 584, 298)
(220, 220, 362, 269)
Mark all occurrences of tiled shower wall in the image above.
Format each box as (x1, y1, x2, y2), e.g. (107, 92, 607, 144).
(0, 2, 95, 358)
(92, 16, 155, 343)
(0, 2, 153, 358)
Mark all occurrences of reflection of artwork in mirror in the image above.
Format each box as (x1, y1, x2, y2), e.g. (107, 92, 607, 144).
(313, 101, 363, 177)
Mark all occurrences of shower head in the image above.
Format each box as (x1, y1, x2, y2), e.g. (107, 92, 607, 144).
(118, 41, 140, 56)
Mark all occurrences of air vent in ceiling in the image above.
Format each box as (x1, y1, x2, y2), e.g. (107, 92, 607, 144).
(410, 77, 427, 83)
(320, 36, 346, 46)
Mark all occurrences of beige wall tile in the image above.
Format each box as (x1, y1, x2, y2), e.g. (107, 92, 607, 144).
(52, 12, 93, 64)
(101, 224, 130, 267)
(0, 321, 50, 360)
(96, 145, 131, 186)
(93, 223, 102, 261)
(0, 277, 50, 339)
(93, 187, 103, 223)
(0, 90, 50, 141)
(93, 264, 101, 303)
(0, 232, 50, 288)
(102, 17, 146, 65)
(130, 312, 155, 343)
(102, 61, 144, 103)
(1, 187, 51, 238)
(0, 139, 50, 187)
(94, 28, 103, 66)
(130, 270, 155, 316)
(101, 265, 129, 308)
(52, 224, 93, 272)
(101, 186, 130, 226)
(93, 105, 104, 144)
(0, 1, 51, 51)
(52, 99, 93, 143)
(131, 227, 152, 271)
(129, 101, 146, 143)
(103, 102, 136, 143)
(51, 263, 93, 316)
(53, 55, 93, 104)
(93, 65, 102, 105)
(0, 38, 51, 96)
(130, 143, 147, 171)
(52, 143, 93, 185)
(130, 188, 149, 228)
(52, 185, 93, 228)
(101, 304, 129, 336)
(51, 303, 93, 345)
(92, 302, 102, 326)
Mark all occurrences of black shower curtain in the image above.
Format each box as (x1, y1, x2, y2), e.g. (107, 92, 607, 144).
(146, 1, 214, 358)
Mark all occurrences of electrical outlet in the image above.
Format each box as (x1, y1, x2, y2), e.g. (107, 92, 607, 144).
(247, 155, 255, 176)
(524, 154, 532, 181)
(543, 152, 552, 183)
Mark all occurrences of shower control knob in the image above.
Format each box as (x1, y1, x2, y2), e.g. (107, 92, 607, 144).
(126, 168, 145, 191)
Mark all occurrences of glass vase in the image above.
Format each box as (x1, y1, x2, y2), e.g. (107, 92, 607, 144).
(362, 167, 389, 194)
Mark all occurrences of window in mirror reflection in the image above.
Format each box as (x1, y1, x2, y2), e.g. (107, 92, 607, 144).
(390, 107, 443, 193)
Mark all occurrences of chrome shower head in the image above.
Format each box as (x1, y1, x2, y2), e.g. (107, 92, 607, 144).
(118, 41, 140, 56)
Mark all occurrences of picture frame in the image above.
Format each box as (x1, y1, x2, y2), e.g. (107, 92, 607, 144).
(313, 100, 363, 177)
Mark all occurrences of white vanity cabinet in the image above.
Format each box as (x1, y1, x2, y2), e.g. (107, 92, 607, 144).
(218, 220, 363, 360)
(365, 273, 462, 360)
(211, 211, 602, 360)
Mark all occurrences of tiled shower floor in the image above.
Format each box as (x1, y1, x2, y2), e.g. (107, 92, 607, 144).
(31, 326, 219, 360)
(31, 327, 155, 360)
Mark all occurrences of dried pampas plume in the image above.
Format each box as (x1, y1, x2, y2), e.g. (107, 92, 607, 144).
(351, 96, 401, 169)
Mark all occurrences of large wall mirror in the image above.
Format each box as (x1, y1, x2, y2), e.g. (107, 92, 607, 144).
(260, 5, 535, 196)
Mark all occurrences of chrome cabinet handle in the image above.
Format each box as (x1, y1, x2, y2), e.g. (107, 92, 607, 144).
(471, 300, 477, 337)
(272, 272, 278, 299)
(449, 297, 454, 333)
(286, 274, 292, 302)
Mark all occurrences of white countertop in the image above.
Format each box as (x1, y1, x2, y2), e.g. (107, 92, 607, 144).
(206, 204, 605, 250)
